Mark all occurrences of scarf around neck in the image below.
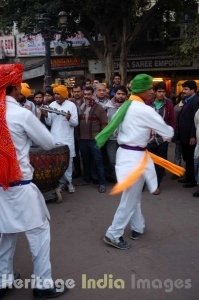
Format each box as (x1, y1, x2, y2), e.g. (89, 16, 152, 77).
(95, 95, 142, 148)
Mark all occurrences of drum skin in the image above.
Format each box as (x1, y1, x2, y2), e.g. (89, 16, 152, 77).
(29, 145, 69, 192)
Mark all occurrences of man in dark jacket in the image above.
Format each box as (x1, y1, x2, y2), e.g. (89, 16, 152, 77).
(147, 81, 175, 194)
(178, 80, 199, 187)
(79, 86, 108, 192)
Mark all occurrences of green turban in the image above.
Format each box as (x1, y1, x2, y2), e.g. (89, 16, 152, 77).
(131, 74, 153, 94)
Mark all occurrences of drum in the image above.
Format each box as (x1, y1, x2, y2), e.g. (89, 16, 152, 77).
(29, 145, 70, 193)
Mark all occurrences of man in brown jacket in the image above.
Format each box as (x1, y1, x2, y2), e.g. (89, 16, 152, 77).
(79, 86, 108, 192)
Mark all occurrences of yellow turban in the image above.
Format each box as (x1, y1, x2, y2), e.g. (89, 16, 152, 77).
(21, 82, 31, 98)
(53, 85, 68, 99)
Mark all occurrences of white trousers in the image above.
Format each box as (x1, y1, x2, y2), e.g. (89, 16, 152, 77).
(106, 177, 145, 242)
(0, 219, 52, 289)
(60, 157, 73, 184)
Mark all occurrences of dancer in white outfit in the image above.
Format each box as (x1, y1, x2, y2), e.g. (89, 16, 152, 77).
(102, 74, 174, 249)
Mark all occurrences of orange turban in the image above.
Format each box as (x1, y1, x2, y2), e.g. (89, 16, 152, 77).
(53, 85, 68, 99)
(0, 64, 23, 189)
(21, 82, 31, 98)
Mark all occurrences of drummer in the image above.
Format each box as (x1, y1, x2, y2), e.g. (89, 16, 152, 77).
(0, 64, 67, 298)
(44, 84, 78, 194)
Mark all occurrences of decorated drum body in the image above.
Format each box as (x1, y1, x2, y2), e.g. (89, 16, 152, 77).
(30, 145, 69, 192)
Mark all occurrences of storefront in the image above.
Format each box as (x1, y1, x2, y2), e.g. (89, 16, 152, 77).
(14, 33, 89, 89)
(115, 55, 199, 96)
(51, 57, 87, 87)
(89, 55, 199, 97)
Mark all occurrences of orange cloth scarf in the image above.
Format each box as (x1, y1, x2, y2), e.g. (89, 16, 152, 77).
(0, 64, 23, 189)
(110, 95, 185, 195)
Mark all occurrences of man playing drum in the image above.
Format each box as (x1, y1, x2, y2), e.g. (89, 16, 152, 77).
(0, 64, 67, 298)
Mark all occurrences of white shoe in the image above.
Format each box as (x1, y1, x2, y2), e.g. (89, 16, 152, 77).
(55, 187, 63, 203)
(67, 183, 75, 193)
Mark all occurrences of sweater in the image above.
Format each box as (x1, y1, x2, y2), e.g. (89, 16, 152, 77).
(79, 103, 108, 139)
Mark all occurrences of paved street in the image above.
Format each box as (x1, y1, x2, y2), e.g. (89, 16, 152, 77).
(4, 146, 199, 300)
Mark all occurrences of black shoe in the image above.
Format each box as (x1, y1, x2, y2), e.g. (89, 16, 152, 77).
(178, 177, 187, 183)
(103, 236, 130, 250)
(92, 179, 99, 184)
(33, 286, 68, 298)
(106, 176, 117, 183)
(0, 272, 21, 298)
(183, 182, 197, 188)
(72, 172, 82, 179)
(193, 191, 199, 197)
(171, 174, 179, 180)
(0, 288, 8, 298)
(98, 184, 106, 193)
(130, 230, 143, 240)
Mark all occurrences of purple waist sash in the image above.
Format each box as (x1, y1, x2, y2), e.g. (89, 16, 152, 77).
(119, 144, 147, 151)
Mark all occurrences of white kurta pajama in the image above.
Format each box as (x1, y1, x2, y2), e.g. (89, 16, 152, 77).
(0, 96, 55, 288)
(45, 100, 78, 183)
(106, 100, 174, 242)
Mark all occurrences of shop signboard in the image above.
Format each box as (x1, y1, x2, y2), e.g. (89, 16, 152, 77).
(51, 57, 82, 69)
(66, 31, 90, 47)
(16, 31, 90, 57)
(52, 31, 90, 49)
(16, 34, 45, 57)
(89, 56, 196, 74)
(51, 31, 92, 56)
(114, 56, 195, 71)
(0, 36, 15, 57)
(0, 47, 4, 59)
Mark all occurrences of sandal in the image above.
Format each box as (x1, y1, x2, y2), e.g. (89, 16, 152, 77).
(153, 188, 160, 195)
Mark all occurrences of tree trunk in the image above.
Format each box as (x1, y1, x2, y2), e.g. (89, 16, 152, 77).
(119, 17, 129, 85)
(79, 28, 114, 86)
(103, 51, 114, 86)
(119, 41, 128, 85)
(103, 34, 114, 86)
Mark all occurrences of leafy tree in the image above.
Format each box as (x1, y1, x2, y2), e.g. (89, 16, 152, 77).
(178, 15, 199, 55)
(0, 0, 197, 84)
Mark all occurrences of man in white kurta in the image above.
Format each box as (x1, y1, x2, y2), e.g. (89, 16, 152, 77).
(0, 82, 66, 298)
(45, 85, 78, 193)
(104, 74, 174, 250)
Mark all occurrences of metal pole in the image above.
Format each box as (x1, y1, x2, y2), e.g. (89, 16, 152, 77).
(44, 38, 52, 88)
